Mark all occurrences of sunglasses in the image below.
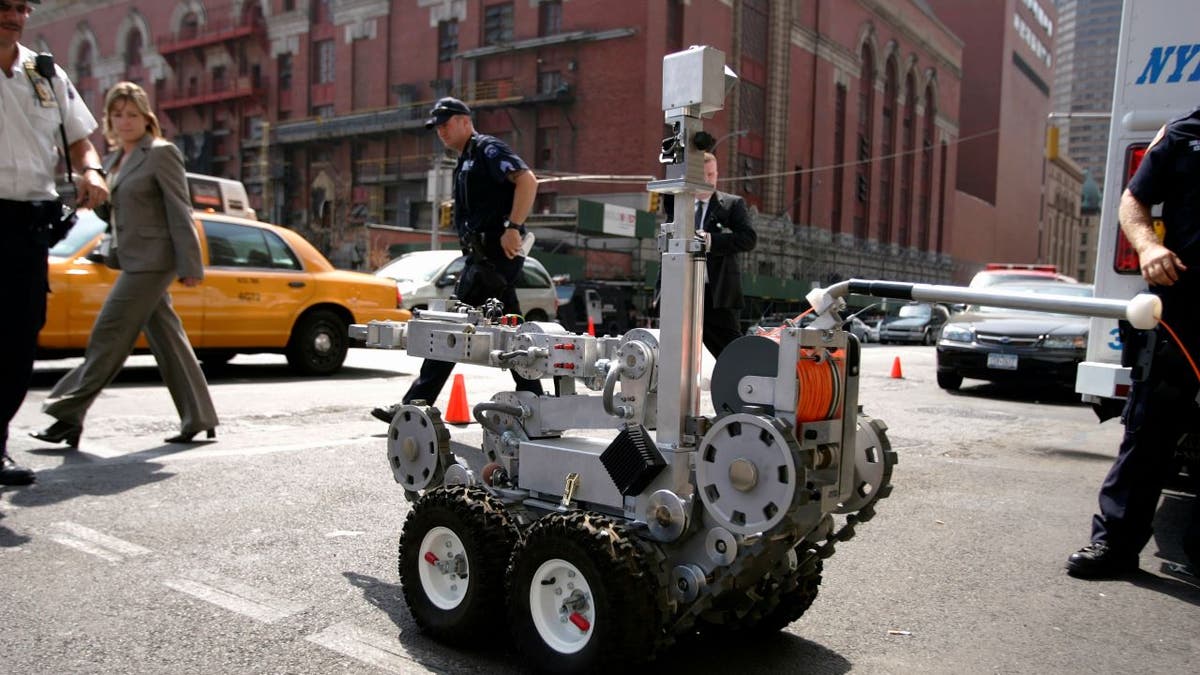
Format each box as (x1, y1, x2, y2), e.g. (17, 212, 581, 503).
(0, 2, 32, 15)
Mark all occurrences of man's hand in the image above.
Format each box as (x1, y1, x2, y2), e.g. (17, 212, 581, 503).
(1138, 243, 1187, 286)
(179, 277, 202, 287)
(75, 170, 109, 209)
(500, 227, 523, 259)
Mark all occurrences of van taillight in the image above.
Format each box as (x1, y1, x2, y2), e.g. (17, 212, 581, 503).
(396, 284, 403, 309)
(1113, 144, 1149, 274)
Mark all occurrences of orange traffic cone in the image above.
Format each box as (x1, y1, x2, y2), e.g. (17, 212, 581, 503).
(890, 356, 904, 379)
(444, 374, 471, 424)
(586, 316, 596, 337)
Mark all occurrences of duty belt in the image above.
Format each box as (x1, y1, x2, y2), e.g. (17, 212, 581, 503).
(0, 198, 61, 229)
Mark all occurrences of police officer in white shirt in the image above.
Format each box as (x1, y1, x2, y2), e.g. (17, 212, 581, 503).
(1, 0, 108, 486)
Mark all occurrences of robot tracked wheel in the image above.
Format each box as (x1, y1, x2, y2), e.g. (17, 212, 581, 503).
(833, 414, 897, 515)
(387, 405, 453, 492)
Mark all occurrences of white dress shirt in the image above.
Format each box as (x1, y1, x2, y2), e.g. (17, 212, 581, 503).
(0, 43, 97, 201)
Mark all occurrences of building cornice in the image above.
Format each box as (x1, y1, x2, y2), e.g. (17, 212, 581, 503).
(857, 0, 963, 79)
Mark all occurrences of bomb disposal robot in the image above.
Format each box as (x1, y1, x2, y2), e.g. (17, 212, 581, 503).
(352, 48, 1162, 673)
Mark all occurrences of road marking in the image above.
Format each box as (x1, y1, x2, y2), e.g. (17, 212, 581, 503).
(162, 573, 306, 623)
(48, 522, 152, 562)
(324, 530, 365, 538)
(33, 436, 372, 472)
(306, 621, 422, 673)
(49, 535, 125, 563)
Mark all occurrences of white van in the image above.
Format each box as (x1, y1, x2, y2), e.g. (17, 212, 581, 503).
(1075, 0, 1200, 406)
(186, 173, 256, 219)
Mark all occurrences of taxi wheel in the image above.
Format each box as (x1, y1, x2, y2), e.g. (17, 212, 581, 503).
(286, 309, 348, 376)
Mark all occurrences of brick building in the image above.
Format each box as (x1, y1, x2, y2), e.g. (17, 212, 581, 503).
(927, 0, 1058, 282)
(29, 0, 972, 297)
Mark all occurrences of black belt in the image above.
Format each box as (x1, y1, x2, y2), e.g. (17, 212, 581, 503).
(0, 198, 60, 230)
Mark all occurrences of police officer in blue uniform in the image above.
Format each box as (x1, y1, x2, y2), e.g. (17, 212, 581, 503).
(1, 0, 108, 485)
(1067, 106, 1200, 578)
(371, 97, 544, 422)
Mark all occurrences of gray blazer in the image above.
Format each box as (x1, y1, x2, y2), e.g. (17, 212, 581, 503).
(104, 135, 203, 279)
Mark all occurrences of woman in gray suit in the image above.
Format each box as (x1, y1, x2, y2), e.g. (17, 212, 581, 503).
(32, 82, 218, 447)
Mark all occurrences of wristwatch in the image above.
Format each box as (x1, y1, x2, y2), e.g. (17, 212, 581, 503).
(503, 219, 526, 234)
(83, 166, 108, 178)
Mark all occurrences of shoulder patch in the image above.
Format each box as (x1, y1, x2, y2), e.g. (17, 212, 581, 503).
(484, 144, 500, 158)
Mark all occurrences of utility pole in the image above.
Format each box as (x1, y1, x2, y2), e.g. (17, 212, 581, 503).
(259, 120, 270, 221)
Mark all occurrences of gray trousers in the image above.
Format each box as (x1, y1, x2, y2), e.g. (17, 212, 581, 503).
(43, 270, 218, 434)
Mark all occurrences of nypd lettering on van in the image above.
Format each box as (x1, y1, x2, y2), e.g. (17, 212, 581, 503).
(1135, 44, 1200, 84)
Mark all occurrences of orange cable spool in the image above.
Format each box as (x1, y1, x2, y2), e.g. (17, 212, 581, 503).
(711, 307, 847, 428)
(795, 348, 845, 424)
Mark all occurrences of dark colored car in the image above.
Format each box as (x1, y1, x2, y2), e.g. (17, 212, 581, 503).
(935, 282, 1093, 391)
(878, 302, 950, 345)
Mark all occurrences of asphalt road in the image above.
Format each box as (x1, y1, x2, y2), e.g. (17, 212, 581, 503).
(2, 343, 1197, 674)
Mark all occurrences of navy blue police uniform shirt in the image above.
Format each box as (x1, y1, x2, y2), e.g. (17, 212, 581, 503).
(454, 132, 528, 263)
(1126, 105, 1200, 333)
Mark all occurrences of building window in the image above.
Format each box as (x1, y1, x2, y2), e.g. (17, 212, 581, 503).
(484, 3, 514, 46)
(666, 0, 683, 52)
(539, 71, 563, 96)
(438, 20, 458, 62)
(792, 165, 803, 217)
(213, 65, 227, 92)
(539, 0, 562, 37)
(537, 126, 557, 168)
(180, 12, 199, 39)
(283, 0, 295, 11)
(879, 57, 897, 245)
(278, 53, 293, 90)
(855, 44, 874, 241)
(312, 104, 334, 119)
(899, 72, 916, 248)
(74, 41, 93, 79)
(937, 141, 947, 253)
(832, 83, 847, 236)
(919, 84, 937, 251)
(124, 31, 143, 69)
(314, 0, 334, 24)
(245, 115, 263, 140)
(314, 40, 335, 84)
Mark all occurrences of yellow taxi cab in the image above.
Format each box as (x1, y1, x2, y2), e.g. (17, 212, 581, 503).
(41, 210, 411, 375)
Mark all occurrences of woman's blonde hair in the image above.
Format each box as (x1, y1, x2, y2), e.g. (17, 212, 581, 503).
(103, 81, 162, 144)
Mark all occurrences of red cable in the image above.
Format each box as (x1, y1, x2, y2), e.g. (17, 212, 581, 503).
(1158, 318, 1200, 384)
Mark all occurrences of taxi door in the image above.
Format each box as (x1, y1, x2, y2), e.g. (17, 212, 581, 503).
(196, 219, 315, 348)
(45, 212, 203, 350)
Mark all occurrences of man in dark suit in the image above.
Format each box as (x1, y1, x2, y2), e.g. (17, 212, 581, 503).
(662, 152, 757, 358)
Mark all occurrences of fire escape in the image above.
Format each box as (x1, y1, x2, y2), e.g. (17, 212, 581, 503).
(155, 9, 268, 177)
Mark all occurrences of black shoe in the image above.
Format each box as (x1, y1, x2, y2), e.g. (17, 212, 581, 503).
(1, 453, 35, 486)
(371, 404, 400, 424)
(30, 420, 82, 447)
(1066, 542, 1139, 579)
(164, 428, 216, 444)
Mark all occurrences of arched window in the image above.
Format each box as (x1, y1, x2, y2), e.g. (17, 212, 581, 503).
(854, 43, 874, 241)
(124, 30, 143, 68)
(899, 71, 916, 248)
(879, 56, 897, 245)
(180, 12, 199, 39)
(74, 41, 93, 79)
(919, 83, 937, 251)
